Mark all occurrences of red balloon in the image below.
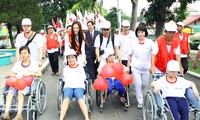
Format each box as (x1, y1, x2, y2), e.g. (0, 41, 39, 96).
(93, 76, 108, 90)
(101, 64, 115, 78)
(6, 77, 16, 87)
(120, 73, 133, 86)
(22, 76, 34, 86)
(14, 79, 27, 90)
(114, 73, 121, 80)
(113, 62, 124, 74)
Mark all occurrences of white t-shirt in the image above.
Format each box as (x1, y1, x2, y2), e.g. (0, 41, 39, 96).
(198, 44, 200, 50)
(129, 38, 154, 72)
(15, 32, 43, 62)
(118, 31, 136, 60)
(155, 76, 191, 98)
(12, 60, 40, 75)
(94, 34, 119, 59)
(63, 64, 86, 89)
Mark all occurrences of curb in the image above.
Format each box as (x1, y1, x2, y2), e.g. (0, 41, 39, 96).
(40, 59, 49, 73)
(187, 71, 200, 78)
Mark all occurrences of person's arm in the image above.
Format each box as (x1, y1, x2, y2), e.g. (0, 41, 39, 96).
(95, 47, 100, 62)
(38, 47, 43, 66)
(81, 41, 86, 64)
(190, 81, 199, 96)
(151, 81, 160, 93)
(175, 45, 184, 74)
(16, 47, 20, 61)
(193, 50, 200, 69)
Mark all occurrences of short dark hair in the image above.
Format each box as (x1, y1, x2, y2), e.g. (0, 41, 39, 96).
(66, 25, 72, 29)
(19, 46, 30, 54)
(87, 21, 94, 26)
(135, 22, 148, 37)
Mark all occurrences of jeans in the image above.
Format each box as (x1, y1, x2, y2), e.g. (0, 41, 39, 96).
(106, 78, 124, 97)
(63, 88, 85, 100)
(185, 87, 200, 109)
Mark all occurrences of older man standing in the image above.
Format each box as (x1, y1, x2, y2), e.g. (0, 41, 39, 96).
(15, 18, 43, 66)
(46, 25, 62, 76)
(94, 21, 120, 62)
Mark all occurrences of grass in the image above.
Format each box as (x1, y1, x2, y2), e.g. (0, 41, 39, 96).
(188, 52, 200, 74)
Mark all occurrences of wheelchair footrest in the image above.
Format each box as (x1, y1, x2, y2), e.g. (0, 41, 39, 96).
(0, 104, 29, 112)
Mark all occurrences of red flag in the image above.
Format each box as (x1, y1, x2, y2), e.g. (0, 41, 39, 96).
(56, 17, 62, 28)
(51, 18, 56, 28)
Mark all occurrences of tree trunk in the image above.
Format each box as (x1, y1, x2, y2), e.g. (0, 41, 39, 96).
(7, 23, 15, 48)
(99, 0, 103, 15)
(155, 21, 165, 38)
(130, 0, 138, 31)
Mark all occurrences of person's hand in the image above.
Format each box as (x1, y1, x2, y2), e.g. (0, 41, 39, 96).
(193, 61, 198, 70)
(22, 72, 32, 76)
(60, 50, 62, 55)
(15, 73, 23, 79)
(124, 67, 130, 73)
(153, 86, 160, 93)
(38, 61, 42, 67)
(193, 89, 199, 97)
(83, 60, 87, 66)
(149, 66, 155, 74)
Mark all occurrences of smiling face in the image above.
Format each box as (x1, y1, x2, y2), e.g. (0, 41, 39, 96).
(67, 55, 77, 66)
(137, 30, 146, 40)
(73, 24, 79, 35)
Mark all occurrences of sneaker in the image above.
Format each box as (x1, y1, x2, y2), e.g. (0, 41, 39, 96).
(3, 112, 9, 120)
(119, 97, 126, 103)
(55, 72, 60, 76)
(137, 104, 143, 109)
(13, 114, 23, 120)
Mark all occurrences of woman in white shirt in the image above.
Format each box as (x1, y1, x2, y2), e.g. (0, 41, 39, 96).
(4, 46, 42, 120)
(59, 49, 89, 120)
(127, 23, 154, 109)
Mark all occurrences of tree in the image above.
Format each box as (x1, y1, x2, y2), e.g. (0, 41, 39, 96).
(0, 0, 43, 48)
(130, 0, 138, 31)
(141, 0, 198, 37)
(105, 7, 118, 31)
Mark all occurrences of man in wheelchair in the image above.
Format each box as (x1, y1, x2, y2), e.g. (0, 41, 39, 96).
(3, 46, 42, 120)
(97, 48, 128, 103)
(151, 60, 199, 120)
(59, 49, 89, 120)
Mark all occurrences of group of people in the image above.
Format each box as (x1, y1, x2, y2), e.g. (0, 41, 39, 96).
(2, 17, 200, 120)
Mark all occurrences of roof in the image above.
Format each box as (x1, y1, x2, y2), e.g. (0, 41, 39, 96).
(183, 14, 200, 26)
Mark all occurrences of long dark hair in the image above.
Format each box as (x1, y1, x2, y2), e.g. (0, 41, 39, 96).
(71, 21, 89, 52)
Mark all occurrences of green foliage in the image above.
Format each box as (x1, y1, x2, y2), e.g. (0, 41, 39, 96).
(188, 60, 200, 74)
(104, 7, 118, 31)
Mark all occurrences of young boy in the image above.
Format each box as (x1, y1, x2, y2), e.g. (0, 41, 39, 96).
(151, 60, 199, 120)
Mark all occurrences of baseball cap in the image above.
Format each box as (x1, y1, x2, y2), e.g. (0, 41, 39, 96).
(165, 21, 177, 32)
(65, 49, 77, 56)
(177, 21, 184, 27)
(21, 18, 32, 25)
(122, 20, 130, 26)
(48, 25, 54, 29)
(167, 60, 180, 71)
(40, 29, 45, 33)
(101, 21, 111, 29)
(102, 48, 114, 59)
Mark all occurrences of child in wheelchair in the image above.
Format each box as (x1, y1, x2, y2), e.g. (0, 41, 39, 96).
(3, 46, 42, 120)
(97, 48, 128, 103)
(59, 49, 89, 120)
(151, 60, 199, 120)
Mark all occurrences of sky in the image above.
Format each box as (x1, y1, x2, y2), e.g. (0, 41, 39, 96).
(99, 0, 200, 16)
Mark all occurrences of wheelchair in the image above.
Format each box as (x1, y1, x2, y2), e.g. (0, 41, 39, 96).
(143, 73, 200, 120)
(56, 73, 93, 117)
(95, 79, 130, 113)
(0, 77, 47, 120)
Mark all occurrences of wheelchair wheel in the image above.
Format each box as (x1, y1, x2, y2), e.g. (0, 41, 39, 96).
(194, 110, 200, 120)
(143, 91, 155, 120)
(88, 79, 93, 112)
(27, 97, 37, 120)
(161, 113, 167, 120)
(57, 80, 63, 112)
(36, 80, 47, 114)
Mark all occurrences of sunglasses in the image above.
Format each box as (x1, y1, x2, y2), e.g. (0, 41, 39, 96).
(103, 29, 110, 31)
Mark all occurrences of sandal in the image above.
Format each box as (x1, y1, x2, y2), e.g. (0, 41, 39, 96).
(119, 97, 126, 103)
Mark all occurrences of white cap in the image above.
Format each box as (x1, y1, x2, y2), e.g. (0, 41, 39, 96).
(177, 21, 184, 27)
(102, 48, 114, 59)
(40, 29, 45, 33)
(101, 21, 111, 29)
(116, 29, 119, 31)
(165, 21, 177, 32)
(122, 20, 130, 26)
(167, 60, 180, 71)
(21, 18, 32, 25)
(65, 49, 77, 56)
(48, 25, 54, 29)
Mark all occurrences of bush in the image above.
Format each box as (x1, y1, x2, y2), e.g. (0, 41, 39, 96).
(189, 42, 200, 50)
